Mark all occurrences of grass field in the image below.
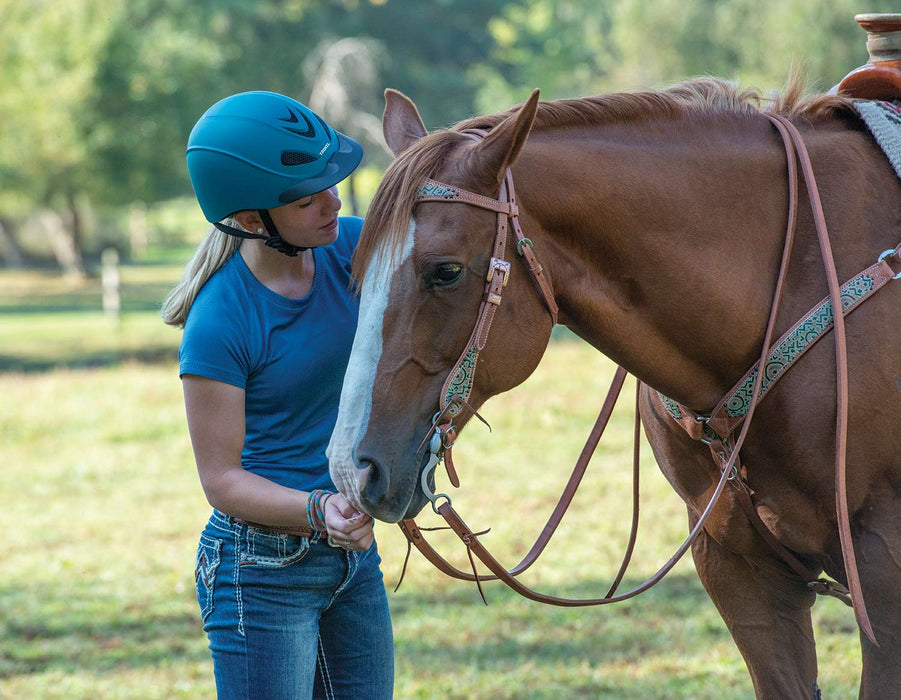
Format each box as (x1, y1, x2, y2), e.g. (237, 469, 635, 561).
(0, 260, 863, 699)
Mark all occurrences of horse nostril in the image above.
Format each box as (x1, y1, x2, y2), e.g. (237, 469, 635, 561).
(357, 464, 374, 491)
(358, 460, 390, 504)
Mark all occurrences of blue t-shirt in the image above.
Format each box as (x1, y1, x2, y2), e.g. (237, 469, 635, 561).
(179, 217, 362, 491)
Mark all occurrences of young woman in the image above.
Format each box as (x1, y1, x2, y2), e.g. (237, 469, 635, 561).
(161, 91, 393, 699)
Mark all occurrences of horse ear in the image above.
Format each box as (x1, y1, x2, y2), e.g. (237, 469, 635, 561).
(473, 89, 540, 183)
(383, 89, 428, 156)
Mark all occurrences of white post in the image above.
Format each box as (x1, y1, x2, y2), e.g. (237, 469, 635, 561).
(101, 247, 121, 323)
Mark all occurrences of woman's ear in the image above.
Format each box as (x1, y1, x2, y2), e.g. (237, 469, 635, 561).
(233, 210, 263, 233)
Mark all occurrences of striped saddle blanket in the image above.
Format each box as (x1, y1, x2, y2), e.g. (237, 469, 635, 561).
(854, 99, 901, 178)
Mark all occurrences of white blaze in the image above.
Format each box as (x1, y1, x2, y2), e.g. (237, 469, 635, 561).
(328, 222, 416, 506)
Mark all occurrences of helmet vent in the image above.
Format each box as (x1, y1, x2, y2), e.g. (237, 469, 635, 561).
(281, 151, 318, 166)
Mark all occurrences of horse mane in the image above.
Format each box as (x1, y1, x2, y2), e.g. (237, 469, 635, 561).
(354, 74, 854, 282)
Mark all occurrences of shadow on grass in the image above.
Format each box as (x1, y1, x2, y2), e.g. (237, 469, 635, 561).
(390, 571, 727, 668)
(0, 585, 208, 679)
(0, 297, 169, 315)
(0, 572, 720, 680)
(391, 567, 712, 610)
(0, 347, 177, 373)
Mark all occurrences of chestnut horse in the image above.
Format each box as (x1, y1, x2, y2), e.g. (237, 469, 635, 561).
(327, 78, 901, 698)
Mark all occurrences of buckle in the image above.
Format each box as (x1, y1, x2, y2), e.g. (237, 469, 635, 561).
(878, 248, 901, 279)
(487, 258, 511, 286)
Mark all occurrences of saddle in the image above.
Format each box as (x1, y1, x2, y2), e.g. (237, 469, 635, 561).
(840, 16, 901, 188)
(837, 14, 901, 101)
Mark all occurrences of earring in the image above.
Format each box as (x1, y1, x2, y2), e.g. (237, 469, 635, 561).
(256, 227, 265, 234)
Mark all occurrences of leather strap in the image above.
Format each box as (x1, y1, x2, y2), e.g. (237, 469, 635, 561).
(659, 116, 895, 639)
(234, 518, 314, 537)
(418, 154, 559, 420)
(504, 171, 559, 322)
(399, 366, 629, 585)
(662, 260, 895, 441)
(418, 178, 517, 215)
(768, 113, 875, 643)
(420, 442, 739, 606)
(661, 114, 874, 633)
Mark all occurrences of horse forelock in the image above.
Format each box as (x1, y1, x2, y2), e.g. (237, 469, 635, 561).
(353, 134, 463, 284)
(352, 74, 854, 284)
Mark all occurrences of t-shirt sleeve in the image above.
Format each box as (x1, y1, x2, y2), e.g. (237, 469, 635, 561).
(179, 289, 252, 389)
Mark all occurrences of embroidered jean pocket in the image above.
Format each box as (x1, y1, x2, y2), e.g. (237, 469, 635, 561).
(195, 534, 222, 622)
(238, 527, 310, 568)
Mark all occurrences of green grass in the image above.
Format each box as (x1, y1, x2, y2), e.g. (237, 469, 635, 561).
(0, 262, 863, 699)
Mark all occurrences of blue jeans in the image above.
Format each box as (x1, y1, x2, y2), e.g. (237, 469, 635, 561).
(194, 510, 394, 699)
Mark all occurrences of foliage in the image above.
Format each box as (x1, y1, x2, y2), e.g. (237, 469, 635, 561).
(0, 0, 892, 268)
(607, 0, 900, 91)
(81, 1, 229, 206)
(477, 0, 901, 106)
(473, 0, 620, 110)
(0, 0, 115, 212)
(333, 0, 511, 128)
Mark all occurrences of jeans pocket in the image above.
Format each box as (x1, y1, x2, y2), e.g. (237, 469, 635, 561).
(238, 527, 310, 568)
(195, 534, 222, 622)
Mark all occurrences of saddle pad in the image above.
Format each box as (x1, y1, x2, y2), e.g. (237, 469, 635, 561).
(853, 99, 901, 179)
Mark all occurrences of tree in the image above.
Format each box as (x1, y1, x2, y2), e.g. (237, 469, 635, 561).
(472, 0, 900, 110)
(304, 37, 392, 215)
(471, 0, 619, 111)
(0, 0, 118, 273)
(609, 0, 899, 92)
(331, 0, 511, 128)
(0, 0, 336, 267)
(82, 1, 232, 209)
(4, 0, 892, 275)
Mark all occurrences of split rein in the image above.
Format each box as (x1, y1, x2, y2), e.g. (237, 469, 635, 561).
(395, 121, 901, 641)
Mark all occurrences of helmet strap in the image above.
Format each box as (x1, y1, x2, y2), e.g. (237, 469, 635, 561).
(258, 209, 308, 257)
(212, 210, 309, 258)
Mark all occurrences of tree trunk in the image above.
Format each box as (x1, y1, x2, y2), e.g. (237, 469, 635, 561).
(129, 201, 148, 258)
(347, 172, 360, 217)
(0, 217, 25, 267)
(66, 192, 86, 271)
(44, 204, 85, 279)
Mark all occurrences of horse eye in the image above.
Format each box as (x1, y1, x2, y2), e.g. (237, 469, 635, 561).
(431, 263, 464, 286)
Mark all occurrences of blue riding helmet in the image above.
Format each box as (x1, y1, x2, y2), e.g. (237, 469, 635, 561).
(186, 91, 363, 224)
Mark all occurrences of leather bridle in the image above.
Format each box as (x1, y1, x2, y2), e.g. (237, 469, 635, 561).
(396, 118, 901, 644)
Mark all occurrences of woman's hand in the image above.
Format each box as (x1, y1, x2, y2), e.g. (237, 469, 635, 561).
(324, 492, 374, 551)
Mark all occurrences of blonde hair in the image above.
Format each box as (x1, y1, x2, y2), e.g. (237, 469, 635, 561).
(160, 220, 242, 328)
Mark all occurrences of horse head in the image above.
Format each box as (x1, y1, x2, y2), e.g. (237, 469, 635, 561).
(328, 89, 557, 522)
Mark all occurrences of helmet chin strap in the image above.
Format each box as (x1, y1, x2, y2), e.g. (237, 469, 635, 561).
(213, 209, 309, 258)
(257, 209, 308, 257)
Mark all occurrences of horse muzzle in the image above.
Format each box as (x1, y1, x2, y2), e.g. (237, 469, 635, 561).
(351, 454, 431, 523)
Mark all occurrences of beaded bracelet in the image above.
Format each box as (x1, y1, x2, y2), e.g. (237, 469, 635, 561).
(305, 490, 319, 531)
(304, 489, 336, 532)
(312, 489, 325, 530)
(316, 491, 334, 530)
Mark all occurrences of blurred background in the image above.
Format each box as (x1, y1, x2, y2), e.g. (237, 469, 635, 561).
(1, 1, 892, 698)
(0, 0, 894, 273)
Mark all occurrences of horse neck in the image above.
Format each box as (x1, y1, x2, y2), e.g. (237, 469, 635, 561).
(514, 115, 798, 411)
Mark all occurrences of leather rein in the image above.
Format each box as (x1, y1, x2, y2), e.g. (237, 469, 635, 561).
(396, 118, 901, 644)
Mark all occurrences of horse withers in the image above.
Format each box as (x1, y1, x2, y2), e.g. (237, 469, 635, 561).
(327, 78, 901, 698)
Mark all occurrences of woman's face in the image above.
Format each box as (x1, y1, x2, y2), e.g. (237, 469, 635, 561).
(267, 186, 343, 249)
